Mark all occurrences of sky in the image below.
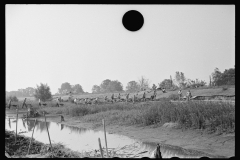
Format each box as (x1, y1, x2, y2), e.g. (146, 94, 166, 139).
(6, 4, 235, 94)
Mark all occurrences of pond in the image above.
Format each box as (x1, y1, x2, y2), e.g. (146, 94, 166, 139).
(5, 118, 215, 158)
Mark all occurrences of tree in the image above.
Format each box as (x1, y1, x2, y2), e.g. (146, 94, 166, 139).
(211, 68, 223, 86)
(25, 87, 35, 96)
(6, 95, 18, 103)
(58, 82, 72, 94)
(152, 84, 157, 90)
(34, 83, 52, 102)
(138, 76, 150, 91)
(100, 79, 112, 93)
(126, 81, 140, 92)
(211, 67, 235, 86)
(159, 79, 174, 89)
(92, 85, 101, 93)
(174, 71, 187, 88)
(72, 84, 84, 94)
(106, 80, 123, 92)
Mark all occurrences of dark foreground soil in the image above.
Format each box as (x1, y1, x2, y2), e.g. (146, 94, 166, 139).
(5, 130, 82, 158)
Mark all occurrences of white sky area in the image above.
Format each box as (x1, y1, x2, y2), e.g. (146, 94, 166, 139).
(6, 5, 235, 94)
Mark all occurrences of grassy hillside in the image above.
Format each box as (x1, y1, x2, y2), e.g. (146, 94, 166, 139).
(54, 86, 235, 101)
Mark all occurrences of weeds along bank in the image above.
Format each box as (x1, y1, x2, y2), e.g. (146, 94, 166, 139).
(38, 101, 235, 134)
(5, 130, 82, 158)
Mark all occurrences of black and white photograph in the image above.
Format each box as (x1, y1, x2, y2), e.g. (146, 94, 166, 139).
(5, 4, 235, 158)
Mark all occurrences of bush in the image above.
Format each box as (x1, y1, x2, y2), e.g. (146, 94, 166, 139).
(34, 83, 52, 102)
(168, 94, 179, 100)
(6, 96, 19, 103)
(222, 86, 228, 91)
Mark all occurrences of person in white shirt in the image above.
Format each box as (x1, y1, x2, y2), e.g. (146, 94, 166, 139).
(186, 90, 192, 101)
(38, 99, 41, 106)
(126, 93, 129, 102)
(178, 90, 182, 101)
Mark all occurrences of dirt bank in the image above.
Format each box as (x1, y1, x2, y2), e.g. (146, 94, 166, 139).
(26, 114, 234, 158)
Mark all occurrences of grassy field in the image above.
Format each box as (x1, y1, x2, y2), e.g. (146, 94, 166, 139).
(15, 85, 235, 102)
(7, 86, 235, 135)
(36, 101, 234, 134)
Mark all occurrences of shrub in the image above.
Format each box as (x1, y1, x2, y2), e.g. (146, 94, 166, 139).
(168, 94, 179, 100)
(6, 96, 19, 102)
(34, 83, 52, 102)
(222, 86, 228, 91)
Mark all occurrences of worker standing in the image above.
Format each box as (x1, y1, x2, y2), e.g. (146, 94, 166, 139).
(153, 90, 157, 100)
(111, 93, 114, 102)
(178, 89, 182, 101)
(126, 93, 129, 102)
(56, 97, 60, 107)
(186, 90, 192, 101)
(142, 92, 146, 102)
(38, 99, 41, 107)
(118, 93, 121, 100)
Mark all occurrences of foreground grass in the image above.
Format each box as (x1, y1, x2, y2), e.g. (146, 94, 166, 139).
(37, 100, 235, 134)
(5, 130, 82, 158)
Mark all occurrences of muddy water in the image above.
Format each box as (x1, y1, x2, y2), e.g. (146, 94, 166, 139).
(5, 118, 214, 158)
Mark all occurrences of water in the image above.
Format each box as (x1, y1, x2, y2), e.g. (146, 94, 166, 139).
(5, 118, 214, 158)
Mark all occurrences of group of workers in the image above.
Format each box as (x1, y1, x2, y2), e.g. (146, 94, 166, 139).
(38, 88, 192, 108)
(178, 89, 192, 101)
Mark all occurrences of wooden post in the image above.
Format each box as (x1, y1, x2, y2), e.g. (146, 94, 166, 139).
(15, 106, 19, 143)
(43, 112, 52, 149)
(98, 138, 104, 158)
(8, 100, 12, 109)
(170, 75, 173, 88)
(27, 119, 37, 155)
(102, 119, 109, 158)
(22, 98, 27, 109)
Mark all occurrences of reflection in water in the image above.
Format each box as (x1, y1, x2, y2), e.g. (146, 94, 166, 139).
(8, 118, 11, 129)
(22, 119, 26, 129)
(61, 124, 64, 130)
(5, 119, 213, 158)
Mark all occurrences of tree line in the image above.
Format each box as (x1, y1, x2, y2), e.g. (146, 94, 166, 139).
(6, 66, 235, 102)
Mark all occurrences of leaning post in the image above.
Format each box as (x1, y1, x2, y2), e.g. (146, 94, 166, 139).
(43, 112, 52, 149)
(102, 119, 109, 158)
(27, 119, 37, 155)
(15, 105, 19, 143)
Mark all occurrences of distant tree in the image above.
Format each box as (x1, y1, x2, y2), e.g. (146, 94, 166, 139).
(211, 67, 235, 86)
(100, 79, 112, 93)
(58, 82, 72, 94)
(34, 83, 52, 102)
(126, 81, 140, 92)
(25, 87, 35, 96)
(186, 79, 207, 88)
(152, 84, 157, 90)
(211, 68, 223, 86)
(6, 95, 18, 103)
(106, 80, 123, 92)
(222, 67, 235, 85)
(138, 76, 150, 91)
(92, 85, 101, 93)
(159, 79, 174, 89)
(72, 84, 84, 94)
(174, 71, 187, 88)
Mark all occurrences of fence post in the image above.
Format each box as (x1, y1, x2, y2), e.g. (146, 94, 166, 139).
(27, 119, 37, 155)
(102, 119, 109, 158)
(15, 106, 19, 143)
(98, 138, 104, 158)
(43, 112, 52, 149)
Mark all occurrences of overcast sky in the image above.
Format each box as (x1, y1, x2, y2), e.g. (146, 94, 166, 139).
(6, 4, 235, 94)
